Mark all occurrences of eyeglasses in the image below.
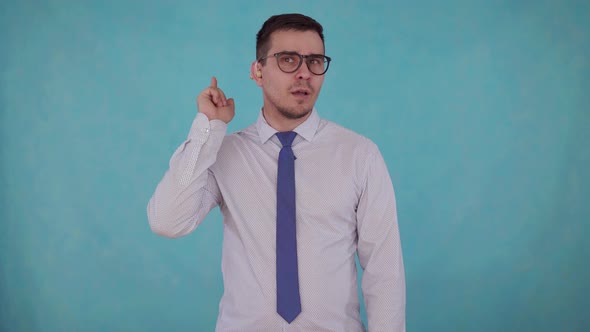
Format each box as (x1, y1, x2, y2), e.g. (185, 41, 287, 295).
(258, 51, 332, 75)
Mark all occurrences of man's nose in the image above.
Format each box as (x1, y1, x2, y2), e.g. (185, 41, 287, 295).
(295, 61, 312, 80)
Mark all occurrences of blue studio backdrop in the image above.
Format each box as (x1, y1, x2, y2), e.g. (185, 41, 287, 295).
(1, 1, 588, 331)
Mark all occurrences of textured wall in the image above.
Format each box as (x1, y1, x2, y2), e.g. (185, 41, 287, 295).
(1, 0, 588, 331)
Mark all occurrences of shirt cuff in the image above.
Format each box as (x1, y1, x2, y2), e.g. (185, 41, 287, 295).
(188, 113, 228, 141)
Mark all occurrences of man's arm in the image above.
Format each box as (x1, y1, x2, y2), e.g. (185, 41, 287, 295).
(356, 145, 406, 332)
(147, 77, 235, 238)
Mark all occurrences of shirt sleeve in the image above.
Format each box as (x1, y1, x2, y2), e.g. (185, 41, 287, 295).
(356, 146, 406, 332)
(147, 113, 227, 238)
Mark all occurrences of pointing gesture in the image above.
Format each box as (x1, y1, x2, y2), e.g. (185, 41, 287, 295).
(197, 77, 235, 123)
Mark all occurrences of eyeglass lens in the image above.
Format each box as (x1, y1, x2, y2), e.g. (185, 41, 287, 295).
(276, 53, 328, 75)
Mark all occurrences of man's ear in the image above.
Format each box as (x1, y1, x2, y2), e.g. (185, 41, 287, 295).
(250, 61, 263, 87)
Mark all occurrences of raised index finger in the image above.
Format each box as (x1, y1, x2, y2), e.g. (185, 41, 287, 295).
(210, 76, 218, 88)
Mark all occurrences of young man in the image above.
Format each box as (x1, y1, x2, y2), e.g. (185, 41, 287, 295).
(148, 13, 405, 332)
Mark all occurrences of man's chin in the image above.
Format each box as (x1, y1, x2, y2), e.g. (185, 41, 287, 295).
(279, 108, 312, 120)
(278, 107, 312, 120)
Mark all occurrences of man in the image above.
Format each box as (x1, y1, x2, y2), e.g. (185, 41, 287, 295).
(148, 13, 405, 332)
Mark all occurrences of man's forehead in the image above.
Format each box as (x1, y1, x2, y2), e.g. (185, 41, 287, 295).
(268, 29, 324, 53)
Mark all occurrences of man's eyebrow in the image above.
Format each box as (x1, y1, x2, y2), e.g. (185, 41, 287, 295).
(279, 50, 325, 56)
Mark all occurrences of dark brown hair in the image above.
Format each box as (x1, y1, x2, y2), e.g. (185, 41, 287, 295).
(256, 13, 325, 63)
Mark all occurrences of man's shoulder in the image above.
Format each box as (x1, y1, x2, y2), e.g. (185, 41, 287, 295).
(319, 118, 379, 152)
(222, 123, 259, 144)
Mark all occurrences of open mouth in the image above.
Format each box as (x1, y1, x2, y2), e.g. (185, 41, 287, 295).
(292, 90, 310, 96)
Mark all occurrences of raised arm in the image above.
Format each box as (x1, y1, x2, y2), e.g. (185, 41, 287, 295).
(147, 77, 235, 238)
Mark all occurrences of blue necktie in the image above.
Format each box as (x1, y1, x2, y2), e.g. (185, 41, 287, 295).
(276, 131, 301, 323)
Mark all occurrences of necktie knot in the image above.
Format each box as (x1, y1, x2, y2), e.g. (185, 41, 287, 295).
(276, 131, 297, 148)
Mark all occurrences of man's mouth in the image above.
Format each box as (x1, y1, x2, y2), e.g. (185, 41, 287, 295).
(291, 89, 311, 96)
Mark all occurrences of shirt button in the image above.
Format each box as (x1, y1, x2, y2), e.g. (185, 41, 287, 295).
(203, 128, 210, 133)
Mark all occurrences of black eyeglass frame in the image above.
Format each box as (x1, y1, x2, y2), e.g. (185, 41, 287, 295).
(257, 51, 332, 75)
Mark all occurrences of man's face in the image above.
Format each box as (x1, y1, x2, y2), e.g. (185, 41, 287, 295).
(257, 29, 326, 121)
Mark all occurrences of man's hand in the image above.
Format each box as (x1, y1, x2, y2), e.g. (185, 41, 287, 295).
(196, 77, 235, 123)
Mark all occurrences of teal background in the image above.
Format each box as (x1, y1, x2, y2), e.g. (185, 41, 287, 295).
(1, 0, 588, 331)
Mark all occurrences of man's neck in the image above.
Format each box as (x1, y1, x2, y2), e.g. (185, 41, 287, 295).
(262, 107, 312, 132)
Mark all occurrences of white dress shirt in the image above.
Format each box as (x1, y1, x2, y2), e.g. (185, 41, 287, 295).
(147, 108, 406, 332)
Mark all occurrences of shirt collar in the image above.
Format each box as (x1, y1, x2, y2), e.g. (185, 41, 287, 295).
(256, 107, 321, 144)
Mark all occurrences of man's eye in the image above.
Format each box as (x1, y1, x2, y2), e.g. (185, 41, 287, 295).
(282, 56, 296, 63)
